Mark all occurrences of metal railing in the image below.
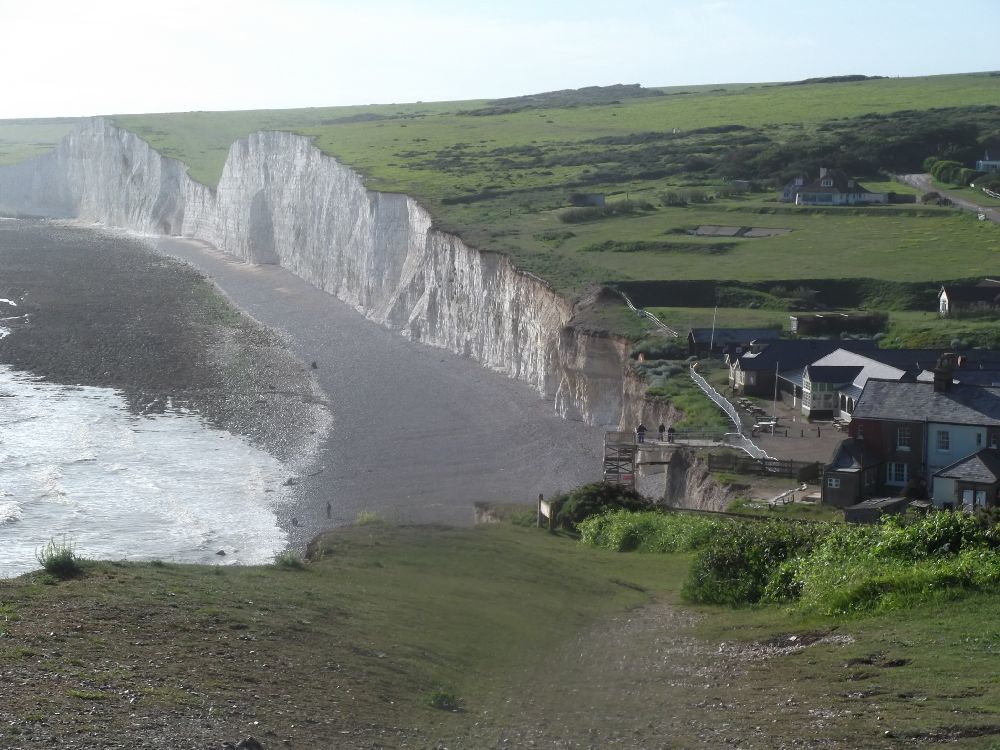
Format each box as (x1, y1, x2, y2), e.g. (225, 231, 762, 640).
(618, 291, 679, 337)
(688, 365, 775, 460)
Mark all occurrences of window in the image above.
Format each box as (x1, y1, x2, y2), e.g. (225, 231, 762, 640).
(977, 432, 983, 447)
(936, 430, 951, 452)
(856, 423, 864, 440)
(887, 462, 908, 485)
(821, 179, 834, 187)
(896, 425, 911, 451)
(827, 477, 841, 489)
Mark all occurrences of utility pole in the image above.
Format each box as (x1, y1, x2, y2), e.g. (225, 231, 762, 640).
(772, 360, 780, 435)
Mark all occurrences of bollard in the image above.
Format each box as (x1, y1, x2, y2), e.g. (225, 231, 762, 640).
(537, 493, 543, 528)
(801, 429, 804, 438)
(816, 427, 821, 437)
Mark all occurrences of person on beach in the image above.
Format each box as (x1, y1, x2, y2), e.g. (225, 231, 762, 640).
(326, 501, 332, 519)
(636, 423, 647, 443)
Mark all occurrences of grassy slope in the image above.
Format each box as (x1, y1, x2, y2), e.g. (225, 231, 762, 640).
(2, 522, 999, 747)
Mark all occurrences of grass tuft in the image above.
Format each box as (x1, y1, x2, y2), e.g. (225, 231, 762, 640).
(35, 537, 83, 580)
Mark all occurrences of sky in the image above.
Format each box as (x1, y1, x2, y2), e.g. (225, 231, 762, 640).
(3, 0, 998, 119)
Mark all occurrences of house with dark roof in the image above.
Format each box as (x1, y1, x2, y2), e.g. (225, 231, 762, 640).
(823, 355, 1000, 508)
(727, 338, 877, 398)
(823, 437, 882, 507)
(976, 147, 1000, 174)
(938, 279, 1000, 316)
(779, 168, 887, 206)
(933, 449, 1000, 510)
(790, 347, 1000, 420)
(687, 326, 782, 357)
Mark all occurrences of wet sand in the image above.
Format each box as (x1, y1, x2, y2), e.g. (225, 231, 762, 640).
(153, 237, 603, 540)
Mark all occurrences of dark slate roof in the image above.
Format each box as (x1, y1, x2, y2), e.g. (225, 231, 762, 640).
(934, 449, 1000, 484)
(827, 437, 882, 472)
(940, 285, 1000, 304)
(846, 496, 910, 511)
(736, 339, 877, 372)
(806, 365, 863, 384)
(853, 379, 1000, 426)
(796, 169, 870, 195)
(689, 327, 782, 346)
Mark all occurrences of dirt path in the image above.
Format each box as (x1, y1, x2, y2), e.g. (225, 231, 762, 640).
(897, 173, 1000, 224)
(444, 599, 888, 749)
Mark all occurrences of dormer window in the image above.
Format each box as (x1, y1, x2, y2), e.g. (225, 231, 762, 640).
(821, 179, 833, 187)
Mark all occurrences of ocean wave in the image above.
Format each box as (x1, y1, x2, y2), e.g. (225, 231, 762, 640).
(0, 501, 22, 525)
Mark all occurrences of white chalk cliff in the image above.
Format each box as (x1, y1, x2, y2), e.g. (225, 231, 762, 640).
(0, 118, 649, 427)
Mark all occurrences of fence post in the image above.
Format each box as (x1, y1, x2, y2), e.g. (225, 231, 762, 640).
(537, 493, 543, 528)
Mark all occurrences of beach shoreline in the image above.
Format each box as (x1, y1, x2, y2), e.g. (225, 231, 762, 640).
(1, 218, 604, 558)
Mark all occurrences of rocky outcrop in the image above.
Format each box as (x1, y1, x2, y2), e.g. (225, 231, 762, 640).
(661, 448, 734, 511)
(0, 118, 647, 427)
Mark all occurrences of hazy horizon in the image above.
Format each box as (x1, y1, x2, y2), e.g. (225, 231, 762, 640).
(3, 0, 998, 120)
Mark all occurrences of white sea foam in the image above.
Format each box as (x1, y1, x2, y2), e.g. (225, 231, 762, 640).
(0, 500, 22, 525)
(0, 365, 293, 577)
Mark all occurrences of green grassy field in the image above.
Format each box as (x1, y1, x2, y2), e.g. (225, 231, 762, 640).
(3, 520, 999, 746)
(0, 119, 78, 166)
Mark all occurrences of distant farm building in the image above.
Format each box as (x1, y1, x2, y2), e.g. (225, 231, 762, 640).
(790, 312, 887, 337)
(779, 168, 887, 206)
(938, 280, 1000, 316)
(976, 147, 1000, 173)
(687, 326, 782, 357)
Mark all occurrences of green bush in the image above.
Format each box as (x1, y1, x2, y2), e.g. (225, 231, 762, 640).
(273, 550, 307, 570)
(552, 483, 648, 531)
(35, 537, 83, 580)
(682, 520, 827, 606)
(579, 510, 726, 553)
(779, 512, 1000, 614)
(427, 689, 461, 711)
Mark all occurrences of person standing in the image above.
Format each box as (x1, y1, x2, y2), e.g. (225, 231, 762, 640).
(636, 423, 647, 443)
(657, 422, 665, 441)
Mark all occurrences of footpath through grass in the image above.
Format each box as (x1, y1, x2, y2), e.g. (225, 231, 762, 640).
(2, 520, 1000, 747)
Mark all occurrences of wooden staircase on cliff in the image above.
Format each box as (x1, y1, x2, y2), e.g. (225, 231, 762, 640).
(603, 431, 638, 488)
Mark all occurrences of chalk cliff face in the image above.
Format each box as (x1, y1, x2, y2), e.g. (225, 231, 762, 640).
(0, 119, 634, 427)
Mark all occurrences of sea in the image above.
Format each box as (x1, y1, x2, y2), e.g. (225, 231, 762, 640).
(0, 361, 292, 578)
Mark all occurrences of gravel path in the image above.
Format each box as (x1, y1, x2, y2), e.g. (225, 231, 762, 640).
(897, 173, 1000, 223)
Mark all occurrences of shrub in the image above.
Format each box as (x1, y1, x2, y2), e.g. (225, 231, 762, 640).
(552, 483, 648, 531)
(682, 520, 827, 606)
(35, 537, 83, 580)
(355, 510, 385, 525)
(579, 510, 726, 553)
(427, 689, 460, 711)
(273, 550, 307, 570)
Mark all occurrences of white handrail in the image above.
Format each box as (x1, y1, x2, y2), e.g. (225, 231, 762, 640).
(688, 366, 776, 460)
(618, 291, 679, 337)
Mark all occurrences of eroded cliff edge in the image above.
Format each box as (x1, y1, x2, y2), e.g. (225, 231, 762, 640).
(0, 118, 660, 428)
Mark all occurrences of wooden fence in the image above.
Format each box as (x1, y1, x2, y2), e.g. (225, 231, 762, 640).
(707, 453, 823, 480)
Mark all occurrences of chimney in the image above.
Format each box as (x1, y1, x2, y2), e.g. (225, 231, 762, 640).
(934, 352, 955, 392)
(819, 167, 828, 178)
